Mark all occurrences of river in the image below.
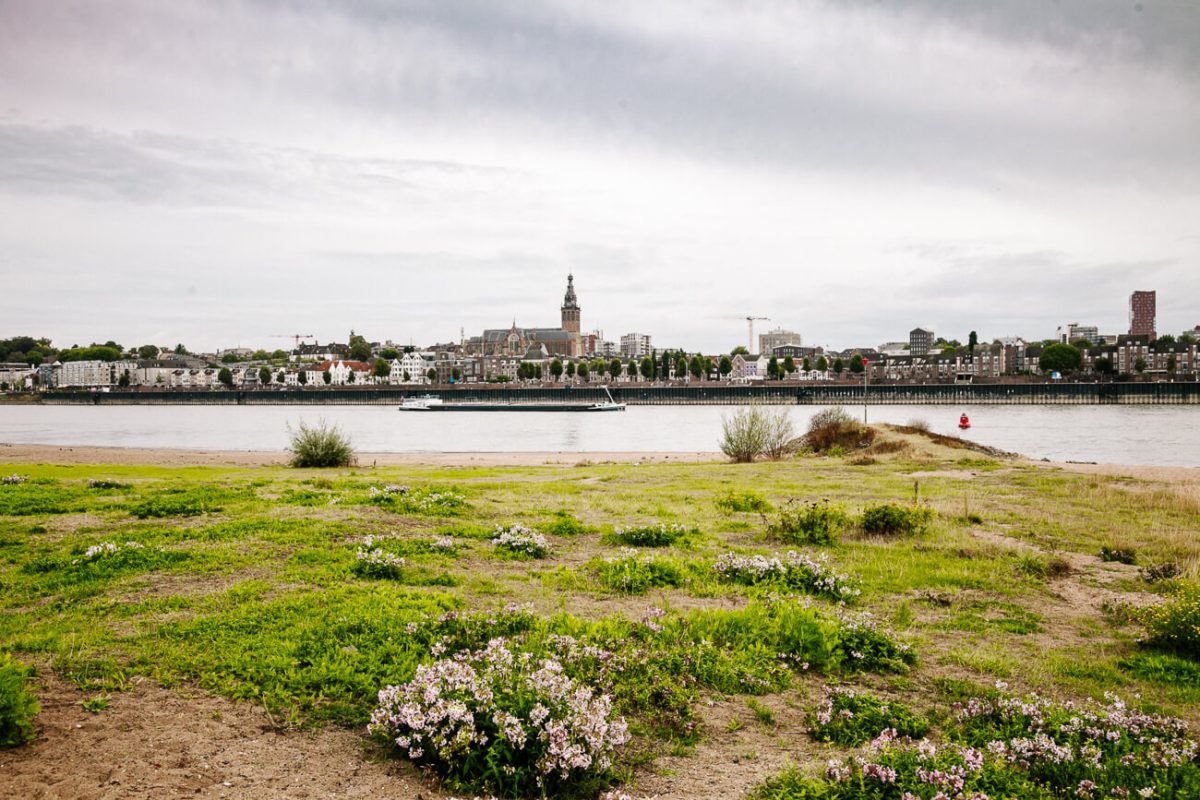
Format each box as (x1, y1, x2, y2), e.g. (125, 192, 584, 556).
(1, 404, 1198, 466)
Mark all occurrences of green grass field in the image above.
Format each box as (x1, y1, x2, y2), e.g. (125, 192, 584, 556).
(2, 430, 1198, 798)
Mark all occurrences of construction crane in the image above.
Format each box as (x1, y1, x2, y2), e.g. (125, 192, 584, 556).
(706, 316, 770, 353)
(271, 333, 315, 349)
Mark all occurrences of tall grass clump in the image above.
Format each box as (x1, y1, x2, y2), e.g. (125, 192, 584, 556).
(720, 405, 796, 463)
(0, 654, 39, 747)
(801, 406, 874, 453)
(287, 419, 355, 468)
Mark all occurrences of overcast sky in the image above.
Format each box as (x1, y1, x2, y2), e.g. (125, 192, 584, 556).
(1, 0, 1198, 353)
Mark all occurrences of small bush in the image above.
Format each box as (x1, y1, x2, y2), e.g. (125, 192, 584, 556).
(765, 499, 849, 545)
(720, 405, 797, 463)
(1016, 553, 1072, 580)
(809, 687, 929, 746)
(370, 639, 629, 798)
(1138, 585, 1200, 658)
(0, 654, 39, 747)
(905, 418, 931, 433)
(860, 503, 933, 536)
(287, 419, 355, 468)
(1100, 545, 1137, 565)
(802, 407, 874, 453)
(716, 490, 772, 514)
(1143, 561, 1183, 583)
(87, 479, 130, 490)
(612, 522, 693, 547)
(594, 549, 684, 594)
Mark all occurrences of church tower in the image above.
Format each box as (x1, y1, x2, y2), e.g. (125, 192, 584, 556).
(561, 273, 581, 357)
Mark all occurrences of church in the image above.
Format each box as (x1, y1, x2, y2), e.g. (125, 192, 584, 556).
(465, 275, 582, 359)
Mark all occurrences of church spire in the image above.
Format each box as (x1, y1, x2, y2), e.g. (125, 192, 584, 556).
(562, 273, 578, 310)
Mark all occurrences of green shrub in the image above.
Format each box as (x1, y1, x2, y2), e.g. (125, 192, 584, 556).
(715, 490, 772, 514)
(287, 419, 355, 468)
(542, 512, 589, 536)
(1143, 561, 1183, 583)
(860, 503, 934, 536)
(612, 522, 694, 547)
(593, 549, 684, 594)
(1138, 585, 1200, 658)
(809, 687, 929, 746)
(0, 654, 39, 747)
(765, 499, 849, 545)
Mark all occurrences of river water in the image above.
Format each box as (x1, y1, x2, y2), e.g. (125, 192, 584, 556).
(1, 404, 1198, 466)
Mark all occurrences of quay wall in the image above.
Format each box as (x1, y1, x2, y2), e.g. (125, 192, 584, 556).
(29, 381, 1200, 406)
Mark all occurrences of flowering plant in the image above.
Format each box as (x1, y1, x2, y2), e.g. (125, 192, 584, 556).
(353, 543, 407, 579)
(595, 549, 683, 594)
(492, 525, 550, 559)
(1, 474, 28, 485)
(713, 551, 860, 602)
(370, 638, 629, 797)
(810, 686, 929, 746)
(369, 484, 466, 516)
(70, 540, 145, 565)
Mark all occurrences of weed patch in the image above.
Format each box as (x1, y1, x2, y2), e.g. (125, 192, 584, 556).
(765, 500, 849, 545)
(809, 686, 929, 746)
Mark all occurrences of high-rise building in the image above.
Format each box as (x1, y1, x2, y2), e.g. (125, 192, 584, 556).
(561, 274, 581, 357)
(1129, 290, 1156, 340)
(909, 327, 934, 356)
(620, 333, 652, 359)
(1059, 323, 1101, 346)
(758, 327, 801, 355)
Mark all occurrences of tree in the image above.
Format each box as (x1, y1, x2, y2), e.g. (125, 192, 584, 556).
(324, 370, 334, 385)
(640, 356, 654, 380)
(551, 359, 564, 381)
(610, 358, 622, 379)
(252, 349, 270, 361)
(1167, 354, 1177, 374)
(349, 334, 372, 362)
(535, 364, 542, 380)
(783, 355, 796, 377)
(968, 330, 978, 355)
(117, 371, 130, 388)
(767, 356, 780, 380)
(719, 356, 733, 378)
(1038, 343, 1083, 375)
(217, 367, 234, 389)
(347, 370, 356, 384)
(627, 361, 638, 380)
(849, 353, 864, 374)
(731, 346, 749, 356)
(1135, 358, 1147, 374)
(374, 360, 391, 379)
(566, 361, 576, 379)
(833, 357, 844, 375)
(578, 361, 590, 382)
(137, 345, 158, 360)
(426, 368, 437, 382)
(259, 366, 271, 384)
(1181, 333, 1198, 345)
(660, 350, 671, 381)
(271, 349, 288, 361)
(276, 370, 286, 384)
(298, 369, 308, 385)
(380, 348, 400, 360)
(221, 352, 241, 364)
(401, 371, 409, 383)
(174, 343, 189, 355)
(1093, 357, 1115, 376)
(816, 356, 828, 372)
(452, 367, 461, 382)
(689, 355, 704, 380)
(802, 357, 811, 372)
(675, 354, 688, 379)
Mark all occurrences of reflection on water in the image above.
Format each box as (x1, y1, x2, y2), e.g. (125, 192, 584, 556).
(0, 404, 1198, 466)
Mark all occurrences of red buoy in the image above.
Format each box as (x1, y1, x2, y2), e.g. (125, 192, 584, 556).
(959, 413, 971, 430)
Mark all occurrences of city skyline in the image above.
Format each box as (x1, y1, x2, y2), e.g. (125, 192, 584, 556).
(2, 1, 1198, 351)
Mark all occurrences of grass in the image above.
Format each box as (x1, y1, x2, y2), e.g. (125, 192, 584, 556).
(2, 441, 1199, 795)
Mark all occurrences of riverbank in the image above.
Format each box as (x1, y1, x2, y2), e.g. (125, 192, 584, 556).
(2, 429, 1198, 799)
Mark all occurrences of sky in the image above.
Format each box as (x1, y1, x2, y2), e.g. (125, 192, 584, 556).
(1, 0, 1198, 354)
